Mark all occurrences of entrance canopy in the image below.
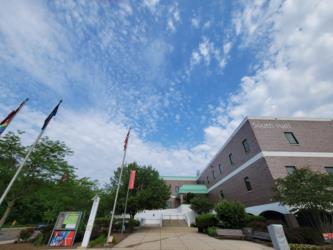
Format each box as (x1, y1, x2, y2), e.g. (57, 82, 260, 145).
(178, 184, 208, 194)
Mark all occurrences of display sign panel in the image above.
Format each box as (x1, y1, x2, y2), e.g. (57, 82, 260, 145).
(49, 211, 82, 247)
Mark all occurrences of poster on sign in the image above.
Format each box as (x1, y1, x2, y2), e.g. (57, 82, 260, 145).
(49, 211, 82, 247)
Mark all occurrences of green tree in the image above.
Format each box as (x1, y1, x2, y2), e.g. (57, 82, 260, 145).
(215, 200, 247, 229)
(274, 168, 333, 233)
(190, 196, 213, 214)
(0, 131, 98, 227)
(105, 162, 170, 217)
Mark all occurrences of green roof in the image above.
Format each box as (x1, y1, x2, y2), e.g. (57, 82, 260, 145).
(178, 184, 208, 194)
(161, 176, 197, 181)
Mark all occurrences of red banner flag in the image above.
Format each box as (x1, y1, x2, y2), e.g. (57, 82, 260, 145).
(124, 128, 131, 151)
(128, 170, 136, 190)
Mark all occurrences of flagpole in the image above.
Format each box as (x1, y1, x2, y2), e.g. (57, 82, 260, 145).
(0, 129, 45, 206)
(107, 148, 127, 243)
(121, 186, 130, 233)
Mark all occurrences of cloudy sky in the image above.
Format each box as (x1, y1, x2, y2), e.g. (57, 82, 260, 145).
(1, 0, 332, 184)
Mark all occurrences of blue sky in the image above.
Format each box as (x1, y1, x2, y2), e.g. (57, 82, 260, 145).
(1, 0, 333, 183)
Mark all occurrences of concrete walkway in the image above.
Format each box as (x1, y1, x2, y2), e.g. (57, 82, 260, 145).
(108, 227, 273, 250)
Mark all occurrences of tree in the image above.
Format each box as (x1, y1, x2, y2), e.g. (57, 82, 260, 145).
(105, 162, 170, 217)
(190, 196, 213, 214)
(0, 131, 98, 228)
(215, 200, 247, 229)
(274, 168, 333, 233)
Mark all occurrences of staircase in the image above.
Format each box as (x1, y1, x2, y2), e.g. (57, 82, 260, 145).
(162, 219, 187, 227)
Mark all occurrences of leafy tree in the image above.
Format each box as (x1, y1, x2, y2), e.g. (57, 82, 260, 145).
(0, 131, 98, 228)
(215, 200, 247, 229)
(105, 162, 170, 217)
(190, 196, 213, 214)
(274, 168, 333, 233)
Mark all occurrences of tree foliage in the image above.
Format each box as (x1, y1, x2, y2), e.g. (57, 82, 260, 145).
(190, 196, 213, 214)
(215, 200, 247, 229)
(104, 162, 171, 217)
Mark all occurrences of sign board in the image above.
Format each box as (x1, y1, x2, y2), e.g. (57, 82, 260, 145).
(49, 212, 82, 247)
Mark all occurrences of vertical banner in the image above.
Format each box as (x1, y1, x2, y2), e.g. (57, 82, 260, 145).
(128, 170, 136, 190)
(49, 211, 82, 247)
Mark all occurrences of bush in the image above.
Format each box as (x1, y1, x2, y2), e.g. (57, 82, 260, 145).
(19, 228, 34, 241)
(190, 196, 213, 214)
(245, 213, 265, 225)
(215, 200, 246, 229)
(289, 244, 321, 250)
(89, 234, 107, 248)
(285, 227, 325, 245)
(196, 213, 218, 233)
(207, 227, 217, 237)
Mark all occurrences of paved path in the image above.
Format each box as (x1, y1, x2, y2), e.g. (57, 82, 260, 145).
(108, 227, 273, 250)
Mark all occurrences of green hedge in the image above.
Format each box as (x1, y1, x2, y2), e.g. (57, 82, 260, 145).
(215, 200, 246, 229)
(289, 244, 321, 250)
(195, 213, 218, 233)
(207, 227, 217, 237)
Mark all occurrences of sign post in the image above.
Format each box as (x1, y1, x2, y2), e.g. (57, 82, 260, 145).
(81, 196, 100, 248)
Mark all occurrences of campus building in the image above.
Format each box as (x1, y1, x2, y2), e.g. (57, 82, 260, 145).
(163, 117, 333, 227)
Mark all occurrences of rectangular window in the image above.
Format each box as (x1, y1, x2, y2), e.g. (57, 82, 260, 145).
(220, 190, 224, 199)
(284, 132, 299, 145)
(206, 176, 209, 184)
(218, 164, 223, 174)
(325, 167, 333, 174)
(286, 166, 296, 175)
(242, 139, 250, 153)
(229, 153, 234, 166)
(244, 177, 252, 191)
(212, 170, 215, 179)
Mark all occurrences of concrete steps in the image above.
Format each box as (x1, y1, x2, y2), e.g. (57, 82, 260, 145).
(162, 219, 187, 227)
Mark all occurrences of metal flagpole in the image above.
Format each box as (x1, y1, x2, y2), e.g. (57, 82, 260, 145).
(0, 100, 62, 207)
(107, 128, 131, 243)
(121, 186, 130, 233)
(0, 127, 45, 206)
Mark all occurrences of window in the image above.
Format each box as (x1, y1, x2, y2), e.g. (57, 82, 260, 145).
(286, 166, 296, 175)
(206, 176, 210, 184)
(284, 132, 299, 145)
(242, 139, 250, 153)
(220, 190, 224, 199)
(325, 167, 333, 174)
(218, 164, 223, 174)
(229, 153, 234, 165)
(244, 177, 252, 191)
(212, 170, 216, 179)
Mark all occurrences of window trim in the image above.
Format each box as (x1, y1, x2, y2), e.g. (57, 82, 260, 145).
(284, 132, 299, 145)
(242, 139, 250, 153)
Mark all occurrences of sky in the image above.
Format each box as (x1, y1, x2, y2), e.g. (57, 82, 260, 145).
(0, 0, 333, 184)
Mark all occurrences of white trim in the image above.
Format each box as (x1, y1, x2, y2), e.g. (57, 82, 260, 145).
(245, 202, 290, 215)
(247, 116, 333, 122)
(197, 117, 249, 179)
(263, 151, 333, 158)
(207, 150, 333, 193)
(207, 152, 264, 192)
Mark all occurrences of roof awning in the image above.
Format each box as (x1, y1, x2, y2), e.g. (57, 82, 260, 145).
(178, 184, 208, 194)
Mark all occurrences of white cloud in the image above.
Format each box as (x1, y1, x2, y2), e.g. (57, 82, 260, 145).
(167, 4, 180, 32)
(143, 0, 159, 9)
(191, 18, 200, 28)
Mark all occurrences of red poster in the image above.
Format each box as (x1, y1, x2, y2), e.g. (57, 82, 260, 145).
(323, 233, 333, 241)
(128, 170, 136, 189)
(49, 230, 75, 247)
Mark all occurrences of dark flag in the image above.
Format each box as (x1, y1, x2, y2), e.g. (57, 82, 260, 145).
(0, 98, 29, 136)
(42, 100, 62, 130)
(123, 128, 131, 151)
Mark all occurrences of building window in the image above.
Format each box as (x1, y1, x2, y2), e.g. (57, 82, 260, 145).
(229, 153, 234, 166)
(175, 186, 179, 193)
(242, 139, 250, 153)
(206, 176, 209, 184)
(286, 166, 296, 175)
(220, 190, 224, 199)
(212, 170, 216, 179)
(325, 167, 333, 174)
(284, 132, 299, 145)
(244, 177, 252, 191)
(218, 164, 223, 174)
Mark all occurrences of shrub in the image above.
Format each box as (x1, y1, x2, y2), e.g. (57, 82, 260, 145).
(190, 196, 213, 214)
(89, 234, 107, 248)
(207, 227, 217, 237)
(215, 200, 246, 229)
(19, 228, 34, 241)
(196, 213, 218, 233)
(285, 227, 325, 245)
(289, 244, 321, 250)
(245, 213, 265, 225)
(33, 233, 44, 246)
